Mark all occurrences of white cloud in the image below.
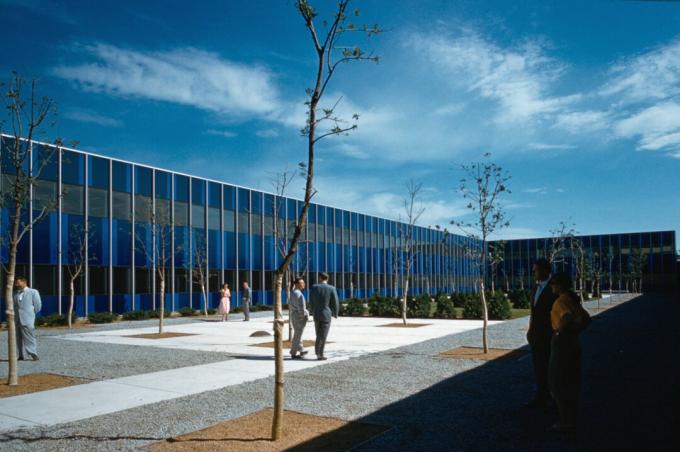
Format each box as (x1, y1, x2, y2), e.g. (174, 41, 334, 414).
(600, 37, 680, 103)
(523, 187, 547, 194)
(54, 43, 281, 117)
(553, 110, 610, 134)
(489, 226, 540, 241)
(614, 101, 680, 152)
(332, 143, 370, 159)
(64, 108, 122, 127)
(205, 129, 238, 138)
(256, 129, 279, 138)
(411, 30, 578, 123)
(527, 142, 576, 150)
(433, 103, 465, 116)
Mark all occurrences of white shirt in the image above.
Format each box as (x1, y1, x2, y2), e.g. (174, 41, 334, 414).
(533, 278, 550, 306)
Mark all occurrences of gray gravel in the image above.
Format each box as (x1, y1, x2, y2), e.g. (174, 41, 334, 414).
(0, 296, 632, 451)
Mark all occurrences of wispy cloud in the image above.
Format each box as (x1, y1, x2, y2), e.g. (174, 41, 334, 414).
(553, 110, 610, 134)
(411, 29, 579, 124)
(53, 43, 281, 117)
(523, 187, 548, 194)
(614, 101, 680, 153)
(527, 142, 576, 150)
(205, 129, 238, 138)
(64, 108, 123, 127)
(256, 129, 279, 138)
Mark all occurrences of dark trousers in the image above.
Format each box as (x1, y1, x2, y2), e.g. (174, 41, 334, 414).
(243, 301, 250, 321)
(530, 343, 552, 403)
(314, 320, 331, 357)
(549, 333, 582, 426)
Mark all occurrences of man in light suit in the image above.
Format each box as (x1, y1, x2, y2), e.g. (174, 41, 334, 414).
(308, 272, 339, 361)
(241, 281, 251, 321)
(13, 276, 42, 361)
(526, 258, 558, 409)
(288, 277, 309, 359)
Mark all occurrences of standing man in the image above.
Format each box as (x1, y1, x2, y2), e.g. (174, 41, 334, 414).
(289, 277, 309, 359)
(526, 258, 558, 409)
(308, 272, 339, 361)
(241, 280, 252, 321)
(13, 277, 42, 361)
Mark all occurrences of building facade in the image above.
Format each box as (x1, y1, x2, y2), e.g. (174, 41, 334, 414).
(1, 135, 480, 318)
(490, 231, 677, 293)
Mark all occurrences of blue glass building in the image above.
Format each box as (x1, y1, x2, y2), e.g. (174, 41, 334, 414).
(1, 135, 480, 317)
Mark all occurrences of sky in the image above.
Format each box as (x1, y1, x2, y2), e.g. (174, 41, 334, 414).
(1, 0, 679, 242)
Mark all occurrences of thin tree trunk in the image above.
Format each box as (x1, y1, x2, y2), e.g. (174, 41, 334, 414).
(68, 279, 75, 329)
(4, 254, 19, 386)
(402, 267, 410, 325)
(271, 271, 285, 440)
(159, 277, 165, 334)
(202, 281, 208, 318)
(480, 280, 489, 354)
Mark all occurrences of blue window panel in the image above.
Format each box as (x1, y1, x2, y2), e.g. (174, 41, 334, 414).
(155, 171, 171, 199)
(308, 204, 316, 224)
(137, 294, 153, 311)
(34, 143, 59, 181)
(208, 182, 221, 208)
(223, 185, 236, 210)
(318, 243, 326, 272)
(251, 191, 262, 215)
(62, 151, 84, 185)
(88, 156, 109, 189)
(135, 166, 152, 196)
(112, 294, 132, 313)
(308, 242, 316, 272)
(176, 292, 190, 309)
(286, 199, 297, 220)
(134, 223, 152, 266)
(112, 219, 132, 266)
(192, 178, 206, 205)
(238, 188, 250, 213)
(174, 227, 190, 266)
(89, 217, 110, 265)
(192, 228, 207, 264)
(264, 194, 274, 217)
(174, 175, 189, 202)
(92, 295, 109, 313)
(208, 229, 220, 269)
(238, 234, 251, 269)
(112, 161, 131, 192)
(62, 214, 85, 265)
(224, 231, 236, 268)
(38, 296, 58, 316)
(33, 211, 58, 264)
(264, 235, 275, 270)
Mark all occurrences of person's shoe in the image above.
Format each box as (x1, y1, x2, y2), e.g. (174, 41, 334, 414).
(29, 353, 39, 361)
(300, 350, 309, 356)
(18, 356, 25, 361)
(291, 354, 302, 360)
(317, 355, 327, 361)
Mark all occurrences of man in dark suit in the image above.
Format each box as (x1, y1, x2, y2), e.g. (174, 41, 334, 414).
(526, 258, 558, 409)
(308, 272, 339, 361)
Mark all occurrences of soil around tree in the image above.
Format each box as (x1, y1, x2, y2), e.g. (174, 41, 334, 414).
(148, 408, 391, 452)
(125, 332, 197, 340)
(252, 339, 332, 349)
(0, 373, 88, 398)
(438, 346, 528, 361)
(378, 323, 431, 328)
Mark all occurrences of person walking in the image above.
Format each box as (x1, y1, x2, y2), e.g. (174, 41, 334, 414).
(526, 258, 558, 410)
(241, 281, 252, 321)
(308, 272, 339, 360)
(13, 277, 42, 361)
(548, 272, 590, 432)
(289, 277, 309, 359)
(218, 283, 231, 322)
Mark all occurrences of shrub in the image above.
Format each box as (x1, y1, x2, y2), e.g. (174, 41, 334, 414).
(487, 291, 512, 320)
(368, 294, 401, 318)
(122, 310, 150, 321)
(207, 308, 217, 315)
(251, 304, 273, 312)
(178, 307, 197, 317)
(508, 289, 530, 309)
(408, 294, 434, 318)
(462, 296, 483, 319)
(435, 294, 456, 319)
(36, 313, 74, 327)
(451, 292, 468, 308)
(147, 309, 171, 319)
(341, 298, 368, 316)
(88, 312, 117, 324)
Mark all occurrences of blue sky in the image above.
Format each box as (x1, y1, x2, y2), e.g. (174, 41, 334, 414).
(1, 0, 679, 241)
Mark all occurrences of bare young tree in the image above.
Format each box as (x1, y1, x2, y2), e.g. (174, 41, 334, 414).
(192, 235, 209, 317)
(267, 0, 381, 440)
(570, 238, 587, 301)
(548, 220, 577, 267)
(487, 240, 505, 294)
(630, 247, 647, 294)
(400, 180, 424, 325)
(65, 222, 93, 329)
(453, 154, 511, 353)
(1, 74, 62, 386)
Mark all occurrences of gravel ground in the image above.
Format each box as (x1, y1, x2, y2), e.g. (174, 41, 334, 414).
(1, 294, 668, 451)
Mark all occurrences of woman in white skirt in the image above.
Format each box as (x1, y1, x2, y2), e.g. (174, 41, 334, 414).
(218, 283, 231, 321)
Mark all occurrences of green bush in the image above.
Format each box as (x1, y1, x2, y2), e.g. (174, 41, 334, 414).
(122, 310, 150, 321)
(341, 298, 368, 316)
(88, 312, 117, 324)
(450, 292, 468, 308)
(508, 289, 531, 309)
(178, 307, 197, 317)
(147, 309, 171, 319)
(368, 294, 402, 318)
(462, 296, 483, 319)
(435, 294, 457, 319)
(36, 313, 74, 327)
(251, 304, 273, 312)
(207, 308, 217, 315)
(487, 291, 512, 320)
(408, 294, 434, 318)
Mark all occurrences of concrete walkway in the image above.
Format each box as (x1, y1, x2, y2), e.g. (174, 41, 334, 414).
(0, 316, 499, 433)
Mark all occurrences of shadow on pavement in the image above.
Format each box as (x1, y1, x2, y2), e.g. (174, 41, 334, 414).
(291, 293, 679, 451)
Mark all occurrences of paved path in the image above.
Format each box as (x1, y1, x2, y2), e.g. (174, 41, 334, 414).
(0, 316, 498, 433)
